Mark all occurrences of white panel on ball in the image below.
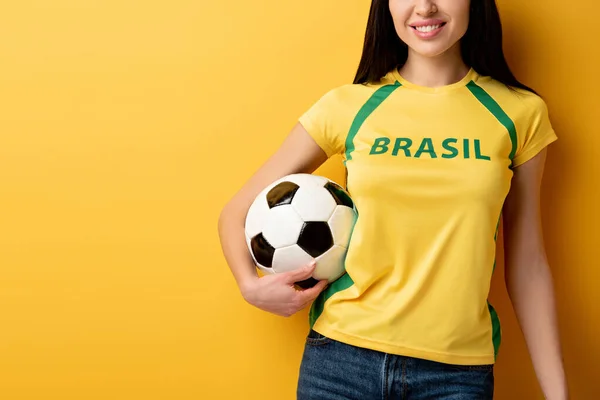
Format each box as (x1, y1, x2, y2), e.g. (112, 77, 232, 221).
(314, 245, 347, 282)
(272, 244, 314, 273)
(292, 185, 337, 222)
(261, 205, 304, 248)
(282, 173, 328, 188)
(245, 194, 271, 239)
(328, 205, 357, 247)
(257, 264, 275, 275)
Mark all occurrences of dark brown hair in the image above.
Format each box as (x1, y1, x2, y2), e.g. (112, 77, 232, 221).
(353, 0, 536, 94)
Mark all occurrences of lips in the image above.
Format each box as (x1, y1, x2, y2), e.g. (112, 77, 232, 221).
(409, 18, 446, 28)
(409, 19, 447, 38)
(413, 23, 444, 33)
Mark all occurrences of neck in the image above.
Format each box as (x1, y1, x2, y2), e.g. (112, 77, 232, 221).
(398, 44, 469, 88)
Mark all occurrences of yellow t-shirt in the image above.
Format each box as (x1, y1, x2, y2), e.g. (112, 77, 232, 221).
(298, 67, 557, 365)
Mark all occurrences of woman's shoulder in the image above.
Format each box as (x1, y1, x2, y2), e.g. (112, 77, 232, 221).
(323, 79, 391, 95)
(308, 80, 388, 111)
(474, 74, 549, 119)
(318, 72, 401, 110)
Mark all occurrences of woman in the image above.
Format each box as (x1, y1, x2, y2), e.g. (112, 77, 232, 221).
(218, 0, 568, 398)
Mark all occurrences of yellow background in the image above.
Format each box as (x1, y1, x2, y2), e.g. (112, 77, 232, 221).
(0, 1, 597, 399)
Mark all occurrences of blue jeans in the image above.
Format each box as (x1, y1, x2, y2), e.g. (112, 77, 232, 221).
(297, 329, 494, 400)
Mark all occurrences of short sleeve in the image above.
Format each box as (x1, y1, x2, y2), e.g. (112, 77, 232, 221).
(298, 88, 347, 158)
(512, 96, 558, 167)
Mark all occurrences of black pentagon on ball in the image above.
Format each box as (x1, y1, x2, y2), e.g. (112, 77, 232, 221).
(295, 277, 320, 289)
(266, 181, 300, 208)
(250, 233, 275, 268)
(324, 182, 354, 209)
(297, 221, 333, 258)
(267, 181, 300, 208)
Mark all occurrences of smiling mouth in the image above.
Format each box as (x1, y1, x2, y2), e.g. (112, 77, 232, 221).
(411, 22, 447, 33)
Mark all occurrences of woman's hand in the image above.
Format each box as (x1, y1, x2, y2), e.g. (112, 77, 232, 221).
(240, 261, 328, 317)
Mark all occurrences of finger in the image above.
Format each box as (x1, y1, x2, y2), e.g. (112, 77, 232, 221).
(297, 279, 328, 302)
(283, 260, 316, 283)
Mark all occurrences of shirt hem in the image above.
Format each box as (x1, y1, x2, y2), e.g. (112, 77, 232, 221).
(512, 131, 558, 168)
(298, 117, 336, 158)
(313, 324, 496, 366)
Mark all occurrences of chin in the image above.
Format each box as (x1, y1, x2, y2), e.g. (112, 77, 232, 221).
(406, 42, 455, 58)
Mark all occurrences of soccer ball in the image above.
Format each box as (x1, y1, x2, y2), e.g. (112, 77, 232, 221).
(244, 173, 357, 289)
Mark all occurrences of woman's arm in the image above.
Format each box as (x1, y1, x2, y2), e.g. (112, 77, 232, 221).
(502, 149, 568, 399)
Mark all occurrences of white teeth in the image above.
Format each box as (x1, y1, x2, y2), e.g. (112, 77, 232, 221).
(415, 24, 441, 33)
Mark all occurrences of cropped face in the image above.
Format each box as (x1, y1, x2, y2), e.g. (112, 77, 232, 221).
(389, 0, 471, 58)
